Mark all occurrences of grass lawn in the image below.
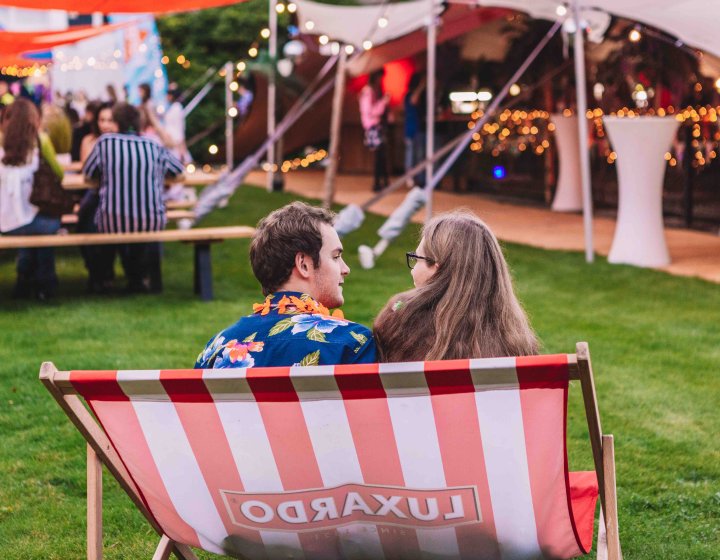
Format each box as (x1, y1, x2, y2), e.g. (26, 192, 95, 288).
(0, 184, 718, 559)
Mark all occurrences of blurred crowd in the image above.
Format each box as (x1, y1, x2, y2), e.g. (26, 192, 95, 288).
(0, 81, 191, 300)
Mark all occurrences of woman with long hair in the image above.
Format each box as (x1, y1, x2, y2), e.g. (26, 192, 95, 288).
(79, 101, 117, 163)
(359, 69, 390, 192)
(0, 98, 64, 300)
(374, 210, 538, 361)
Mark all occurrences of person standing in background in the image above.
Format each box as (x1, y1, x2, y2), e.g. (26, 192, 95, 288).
(359, 69, 390, 192)
(162, 83, 192, 202)
(404, 72, 426, 188)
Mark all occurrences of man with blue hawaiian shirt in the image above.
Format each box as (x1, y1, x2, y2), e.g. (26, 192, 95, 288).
(195, 202, 376, 368)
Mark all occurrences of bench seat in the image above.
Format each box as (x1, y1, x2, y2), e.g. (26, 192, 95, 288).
(0, 226, 254, 300)
(61, 209, 196, 226)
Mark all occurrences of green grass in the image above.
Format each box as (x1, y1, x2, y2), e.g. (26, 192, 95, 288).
(1, 185, 718, 558)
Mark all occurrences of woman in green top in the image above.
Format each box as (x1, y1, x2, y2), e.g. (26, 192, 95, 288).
(374, 209, 538, 362)
(0, 98, 64, 300)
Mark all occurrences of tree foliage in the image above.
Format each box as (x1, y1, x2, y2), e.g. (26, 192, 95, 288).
(157, 0, 271, 162)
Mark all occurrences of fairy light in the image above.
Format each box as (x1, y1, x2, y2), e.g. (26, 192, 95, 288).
(279, 149, 328, 173)
(319, 35, 329, 45)
(208, 144, 219, 155)
(378, 16, 389, 28)
(363, 40, 373, 50)
(260, 28, 270, 39)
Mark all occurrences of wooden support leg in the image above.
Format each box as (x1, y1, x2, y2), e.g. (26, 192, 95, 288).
(193, 243, 213, 301)
(173, 543, 200, 560)
(152, 535, 174, 560)
(603, 434, 622, 560)
(87, 443, 102, 560)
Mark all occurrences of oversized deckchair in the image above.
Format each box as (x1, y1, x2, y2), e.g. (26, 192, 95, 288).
(40, 341, 621, 560)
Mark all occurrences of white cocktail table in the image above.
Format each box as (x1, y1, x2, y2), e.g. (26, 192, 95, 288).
(550, 114, 582, 212)
(603, 116, 679, 267)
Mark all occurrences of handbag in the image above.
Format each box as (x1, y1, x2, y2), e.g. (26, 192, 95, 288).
(29, 141, 75, 218)
(363, 124, 385, 151)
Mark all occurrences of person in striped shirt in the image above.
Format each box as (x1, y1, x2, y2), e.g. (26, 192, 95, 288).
(83, 102, 184, 293)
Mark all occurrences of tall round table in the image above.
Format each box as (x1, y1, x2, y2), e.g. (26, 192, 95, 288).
(550, 114, 583, 212)
(603, 116, 679, 268)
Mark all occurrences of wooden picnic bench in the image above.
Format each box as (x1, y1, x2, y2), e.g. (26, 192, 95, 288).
(61, 171, 222, 191)
(0, 226, 254, 300)
(60, 209, 196, 227)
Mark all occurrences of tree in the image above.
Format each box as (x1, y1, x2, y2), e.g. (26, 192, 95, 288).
(157, 0, 272, 162)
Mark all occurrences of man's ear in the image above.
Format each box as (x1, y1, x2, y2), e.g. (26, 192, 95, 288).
(295, 252, 312, 279)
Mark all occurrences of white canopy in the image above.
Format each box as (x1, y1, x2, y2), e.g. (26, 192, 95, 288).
(475, 0, 720, 58)
(295, 0, 441, 48)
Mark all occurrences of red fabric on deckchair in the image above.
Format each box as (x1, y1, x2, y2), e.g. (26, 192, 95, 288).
(69, 355, 598, 559)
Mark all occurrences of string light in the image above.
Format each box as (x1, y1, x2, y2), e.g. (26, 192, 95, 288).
(318, 35, 329, 45)
(377, 16, 389, 28)
(287, 2, 297, 13)
(280, 149, 328, 173)
(208, 144, 219, 155)
(275, 2, 285, 13)
(628, 28, 642, 42)
(363, 40, 373, 50)
(260, 28, 271, 39)
(236, 61, 246, 72)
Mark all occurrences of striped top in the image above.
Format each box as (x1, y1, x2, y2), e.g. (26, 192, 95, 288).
(83, 133, 184, 233)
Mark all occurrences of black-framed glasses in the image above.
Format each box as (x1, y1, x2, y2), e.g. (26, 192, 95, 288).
(406, 252, 436, 269)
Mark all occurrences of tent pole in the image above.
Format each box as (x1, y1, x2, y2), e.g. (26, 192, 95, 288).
(267, 0, 278, 192)
(572, 0, 595, 262)
(224, 61, 234, 170)
(425, 0, 437, 221)
(323, 47, 348, 209)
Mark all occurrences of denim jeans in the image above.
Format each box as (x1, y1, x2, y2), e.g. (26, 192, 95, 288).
(5, 213, 61, 294)
(404, 132, 426, 187)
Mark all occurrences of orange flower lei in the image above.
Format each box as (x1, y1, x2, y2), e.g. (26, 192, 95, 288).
(253, 294, 344, 319)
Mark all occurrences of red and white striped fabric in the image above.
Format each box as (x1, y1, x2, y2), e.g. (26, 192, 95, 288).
(69, 354, 598, 559)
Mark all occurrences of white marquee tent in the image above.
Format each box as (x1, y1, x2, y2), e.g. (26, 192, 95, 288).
(295, 0, 720, 262)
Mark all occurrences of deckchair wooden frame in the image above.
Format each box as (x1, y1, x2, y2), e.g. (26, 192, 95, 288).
(40, 341, 621, 560)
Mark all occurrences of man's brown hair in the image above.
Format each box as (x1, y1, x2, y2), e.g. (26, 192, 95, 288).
(250, 202, 335, 295)
(111, 102, 140, 134)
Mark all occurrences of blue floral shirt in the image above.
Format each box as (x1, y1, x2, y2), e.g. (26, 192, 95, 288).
(195, 291, 376, 369)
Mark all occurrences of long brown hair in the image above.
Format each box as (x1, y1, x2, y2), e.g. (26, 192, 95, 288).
(374, 210, 538, 361)
(2, 98, 40, 166)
